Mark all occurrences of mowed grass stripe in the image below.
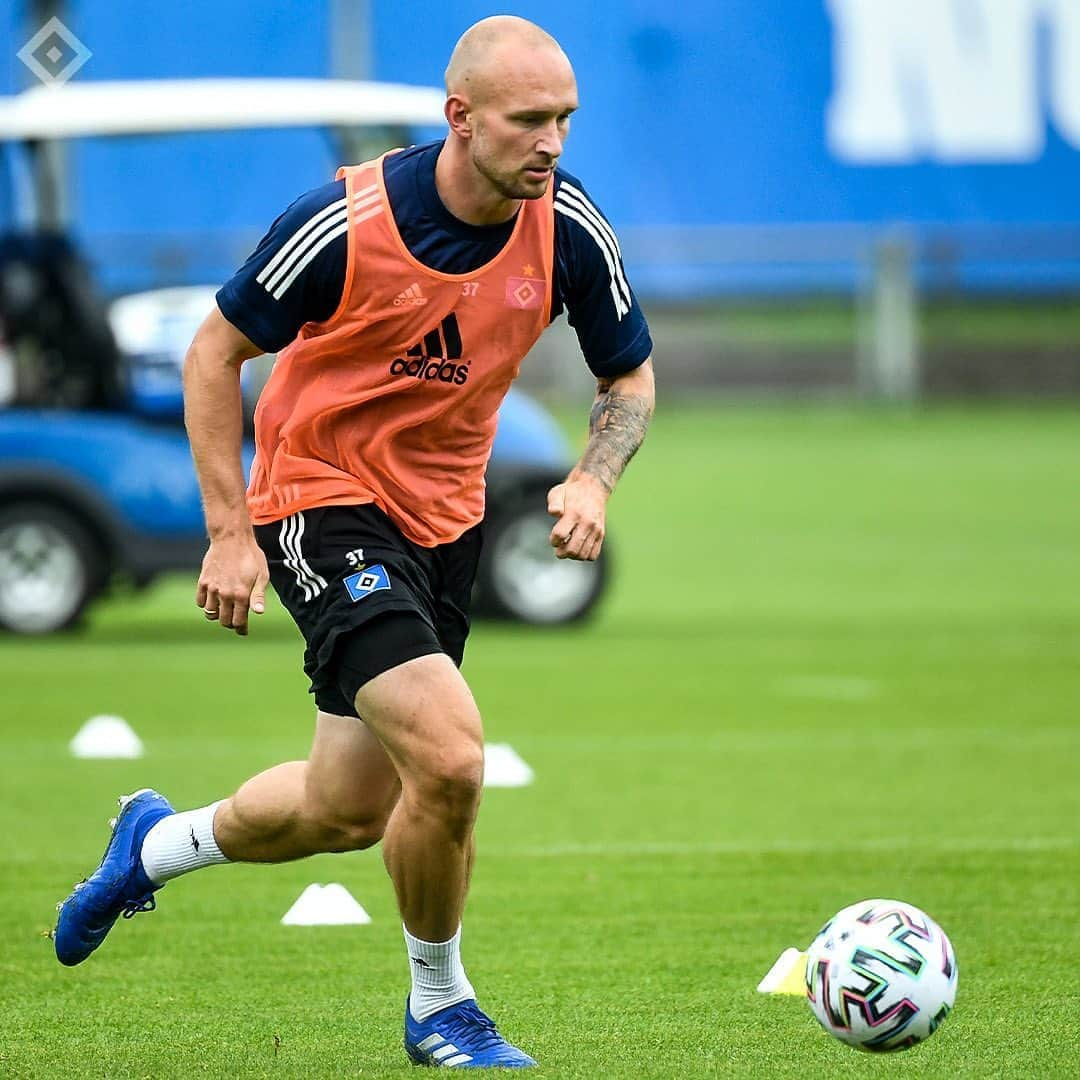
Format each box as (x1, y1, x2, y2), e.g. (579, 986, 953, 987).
(1, 404, 1077, 1078)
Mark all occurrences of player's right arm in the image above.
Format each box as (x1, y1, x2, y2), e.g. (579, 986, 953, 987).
(183, 308, 267, 636)
(184, 179, 348, 635)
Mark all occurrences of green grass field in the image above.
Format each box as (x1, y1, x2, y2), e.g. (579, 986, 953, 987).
(2, 404, 1079, 1077)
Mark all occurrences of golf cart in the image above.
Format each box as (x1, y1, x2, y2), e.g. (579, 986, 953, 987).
(0, 79, 607, 633)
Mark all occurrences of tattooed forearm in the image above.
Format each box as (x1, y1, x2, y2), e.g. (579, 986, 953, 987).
(578, 380, 654, 493)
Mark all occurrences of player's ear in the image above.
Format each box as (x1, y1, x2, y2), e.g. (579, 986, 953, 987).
(445, 94, 472, 138)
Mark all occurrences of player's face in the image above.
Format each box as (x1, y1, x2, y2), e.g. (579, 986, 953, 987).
(470, 51, 578, 201)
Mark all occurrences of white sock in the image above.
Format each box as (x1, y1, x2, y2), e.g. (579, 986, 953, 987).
(140, 801, 230, 884)
(404, 924, 477, 1022)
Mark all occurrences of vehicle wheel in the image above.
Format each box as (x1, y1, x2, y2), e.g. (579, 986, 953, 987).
(476, 496, 609, 624)
(0, 503, 104, 633)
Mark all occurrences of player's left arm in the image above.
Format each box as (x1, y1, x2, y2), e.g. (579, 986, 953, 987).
(548, 357, 654, 561)
(547, 172, 655, 561)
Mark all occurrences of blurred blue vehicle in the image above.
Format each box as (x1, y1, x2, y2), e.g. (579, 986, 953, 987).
(0, 80, 607, 633)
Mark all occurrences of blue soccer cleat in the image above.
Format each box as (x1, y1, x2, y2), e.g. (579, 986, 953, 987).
(404, 997, 537, 1069)
(54, 788, 174, 966)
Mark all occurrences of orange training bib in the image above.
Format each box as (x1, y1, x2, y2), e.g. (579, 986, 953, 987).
(246, 152, 555, 546)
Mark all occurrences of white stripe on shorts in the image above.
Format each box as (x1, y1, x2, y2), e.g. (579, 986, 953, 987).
(278, 511, 328, 602)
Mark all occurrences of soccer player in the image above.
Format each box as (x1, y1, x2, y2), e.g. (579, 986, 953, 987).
(54, 15, 654, 1069)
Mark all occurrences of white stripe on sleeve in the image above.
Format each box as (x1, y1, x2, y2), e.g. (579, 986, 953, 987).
(257, 185, 380, 296)
(268, 217, 349, 300)
(263, 209, 347, 295)
(257, 197, 347, 286)
(269, 203, 383, 301)
(558, 183, 624, 255)
(264, 192, 383, 299)
(556, 185, 632, 313)
(554, 199, 630, 319)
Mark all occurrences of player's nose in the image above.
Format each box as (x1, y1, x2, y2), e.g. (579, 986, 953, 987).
(536, 122, 564, 159)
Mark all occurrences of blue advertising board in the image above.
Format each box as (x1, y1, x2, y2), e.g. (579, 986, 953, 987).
(2, 0, 1079, 295)
(373, 0, 1080, 228)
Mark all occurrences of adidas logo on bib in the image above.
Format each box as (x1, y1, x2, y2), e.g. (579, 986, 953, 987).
(393, 282, 428, 307)
(388, 314, 470, 386)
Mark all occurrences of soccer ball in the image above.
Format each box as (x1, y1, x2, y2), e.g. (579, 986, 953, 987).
(805, 898, 958, 1052)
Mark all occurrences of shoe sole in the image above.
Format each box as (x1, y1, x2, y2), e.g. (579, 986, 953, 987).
(404, 1041, 430, 1066)
(403, 1038, 536, 1068)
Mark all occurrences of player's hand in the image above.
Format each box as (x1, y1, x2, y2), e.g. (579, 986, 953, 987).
(195, 533, 270, 636)
(547, 475, 608, 561)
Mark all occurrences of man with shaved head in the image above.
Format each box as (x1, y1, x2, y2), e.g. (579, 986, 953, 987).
(56, 15, 654, 1069)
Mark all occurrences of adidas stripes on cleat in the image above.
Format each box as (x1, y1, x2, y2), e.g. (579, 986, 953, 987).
(404, 997, 536, 1068)
(53, 789, 174, 966)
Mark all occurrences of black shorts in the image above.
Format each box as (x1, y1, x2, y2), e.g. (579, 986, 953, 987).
(254, 504, 482, 718)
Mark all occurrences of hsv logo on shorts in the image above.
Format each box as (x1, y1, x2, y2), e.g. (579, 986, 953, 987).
(344, 564, 391, 602)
